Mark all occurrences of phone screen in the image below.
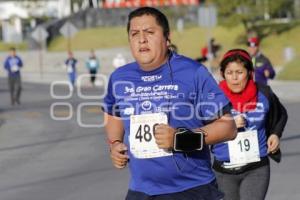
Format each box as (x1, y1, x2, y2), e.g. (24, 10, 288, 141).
(175, 133, 203, 152)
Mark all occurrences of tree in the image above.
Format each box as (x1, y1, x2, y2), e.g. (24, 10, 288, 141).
(212, 0, 295, 41)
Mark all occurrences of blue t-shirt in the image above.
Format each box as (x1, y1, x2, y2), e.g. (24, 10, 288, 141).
(104, 53, 229, 195)
(4, 55, 23, 77)
(65, 58, 77, 75)
(212, 91, 270, 162)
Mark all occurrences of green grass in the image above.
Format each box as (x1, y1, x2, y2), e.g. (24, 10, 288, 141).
(171, 25, 245, 59)
(0, 42, 27, 51)
(48, 24, 300, 62)
(263, 25, 300, 67)
(48, 25, 245, 58)
(48, 26, 129, 51)
(277, 57, 300, 80)
(48, 24, 300, 80)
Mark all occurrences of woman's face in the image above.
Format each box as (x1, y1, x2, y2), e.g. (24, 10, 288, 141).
(224, 61, 249, 93)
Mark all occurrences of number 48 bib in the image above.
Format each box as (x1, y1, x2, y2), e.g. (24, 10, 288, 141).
(130, 113, 173, 159)
(228, 130, 261, 165)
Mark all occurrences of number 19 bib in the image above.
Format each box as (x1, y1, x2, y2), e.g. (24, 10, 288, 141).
(130, 113, 173, 159)
(228, 130, 260, 165)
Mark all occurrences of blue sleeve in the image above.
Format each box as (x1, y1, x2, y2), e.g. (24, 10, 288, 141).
(4, 58, 9, 70)
(74, 59, 78, 66)
(266, 59, 275, 79)
(18, 57, 23, 67)
(196, 67, 231, 124)
(103, 75, 119, 116)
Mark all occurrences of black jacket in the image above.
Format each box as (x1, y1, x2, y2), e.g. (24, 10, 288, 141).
(257, 83, 288, 163)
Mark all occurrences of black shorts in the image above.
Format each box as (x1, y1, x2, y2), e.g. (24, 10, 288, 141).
(125, 180, 224, 200)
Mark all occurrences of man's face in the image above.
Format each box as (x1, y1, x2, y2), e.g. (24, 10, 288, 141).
(10, 50, 16, 57)
(128, 14, 169, 70)
(248, 46, 259, 57)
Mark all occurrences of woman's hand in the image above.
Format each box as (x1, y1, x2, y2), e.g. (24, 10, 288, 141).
(267, 134, 280, 154)
(234, 115, 246, 128)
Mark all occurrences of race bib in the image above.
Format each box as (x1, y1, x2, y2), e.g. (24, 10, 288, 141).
(228, 130, 260, 165)
(11, 65, 19, 72)
(129, 113, 172, 159)
(67, 65, 73, 73)
(89, 60, 97, 68)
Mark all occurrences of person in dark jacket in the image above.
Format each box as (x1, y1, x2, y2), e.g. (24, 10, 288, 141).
(65, 51, 77, 91)
(248, 37, 275, 85)
(3, 47, 23, 105)
(212, 49, 288, 200)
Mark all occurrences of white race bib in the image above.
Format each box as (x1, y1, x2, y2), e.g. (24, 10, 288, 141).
(67, 65, 73, 73)
(11, 65, 19, 72)
(89, 60, 97, 68)
(228, 130, 260, 165)
(129, 113, 172, 159)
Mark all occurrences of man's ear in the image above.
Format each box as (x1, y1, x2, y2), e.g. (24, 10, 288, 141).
(167, 38, 171, 46)
(166, 32, 171, 45)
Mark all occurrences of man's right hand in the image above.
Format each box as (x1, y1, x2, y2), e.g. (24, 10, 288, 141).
(110, 142, 129, 169)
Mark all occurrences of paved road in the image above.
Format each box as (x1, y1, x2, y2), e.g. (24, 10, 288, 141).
(0, 78, 129, 200)
(0, 78, 299, 200)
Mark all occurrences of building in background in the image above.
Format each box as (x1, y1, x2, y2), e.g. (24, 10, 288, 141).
(101, 0, 199, 8)
(0, 2, 28, 43)
(0, 0, 71, 44)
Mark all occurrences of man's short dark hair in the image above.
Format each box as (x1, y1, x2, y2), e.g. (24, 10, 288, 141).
(10, 47, 16, 51)
(127, 7, 170, 41)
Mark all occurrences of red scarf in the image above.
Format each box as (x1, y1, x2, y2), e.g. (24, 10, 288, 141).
(219, 79, 257, 113)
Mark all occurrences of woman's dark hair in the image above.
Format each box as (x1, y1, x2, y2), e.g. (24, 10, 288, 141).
(220, 49, 254, 78)
(127, 7, 170, 41)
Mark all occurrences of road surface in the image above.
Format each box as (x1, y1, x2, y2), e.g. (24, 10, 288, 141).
(0, 78, 299, 200)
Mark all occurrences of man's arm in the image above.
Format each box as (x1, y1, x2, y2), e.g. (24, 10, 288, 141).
(18, 57, 23, 67)
(104, 113, 129, 169)
(263, 57, 275, 79)
(105, 113, 124, 142)
(4, 58, 9, 70)
(199, 113, 237, 145)
(154, 114, 237, 149)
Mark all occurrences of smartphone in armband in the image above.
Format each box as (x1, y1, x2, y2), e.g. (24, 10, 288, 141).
(173, 128, 204, 152)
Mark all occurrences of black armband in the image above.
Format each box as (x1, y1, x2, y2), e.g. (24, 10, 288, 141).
(173, 128, 204, 152)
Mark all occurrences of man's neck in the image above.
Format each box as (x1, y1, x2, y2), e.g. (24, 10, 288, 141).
(139, 55, 169, 72)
